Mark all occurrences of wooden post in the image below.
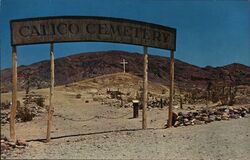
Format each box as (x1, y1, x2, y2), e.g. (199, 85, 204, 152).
(10, 46, 17, 143)
(132, 100, 139, 118)
(168, 50, 175, 127)
(46, 43, 54, 142)
(142, 46, 148, 129)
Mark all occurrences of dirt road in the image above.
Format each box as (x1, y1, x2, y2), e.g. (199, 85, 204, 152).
(1, 88, 250, 159)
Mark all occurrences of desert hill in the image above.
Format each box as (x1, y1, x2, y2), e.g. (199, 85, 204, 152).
(1, 50, 250, 92)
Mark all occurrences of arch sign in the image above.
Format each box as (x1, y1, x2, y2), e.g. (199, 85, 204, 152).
(9, 16, 176, 142)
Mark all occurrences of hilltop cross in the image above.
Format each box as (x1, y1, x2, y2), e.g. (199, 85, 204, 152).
(120, 59, 128, 73)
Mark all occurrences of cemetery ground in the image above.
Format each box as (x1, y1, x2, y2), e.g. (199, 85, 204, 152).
(1, 73, 250, 159)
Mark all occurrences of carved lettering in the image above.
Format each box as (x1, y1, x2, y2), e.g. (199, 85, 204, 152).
(57, 23, 67, 35)
(68, 24, 80, 34)
(162, 33, 170, 43)
(39, 24, 47, 36)
(19, 26, 31, 37)
(99, 24, 109, 35)
(110, 24, 122, 36)
(31, 25, 41, 36)
(86, 23, 96, 34)
(152, 30, 161, 42)
(11, 17, 176, 50)
(123, 26, 133, 37)
(50, 23, 56, 35)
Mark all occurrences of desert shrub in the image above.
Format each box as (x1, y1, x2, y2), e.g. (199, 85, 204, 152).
(228, 86, 237, 106)
(17, 106, 35, 122)
(107, 90, 122, 99)
(35, 97, 45, 107)
(162, 89, 167, 94)
(76, 94, 82, 99)
(1, 101, 11, 109)
(92, 78, 98, 83)
(93, 97, 100, 102)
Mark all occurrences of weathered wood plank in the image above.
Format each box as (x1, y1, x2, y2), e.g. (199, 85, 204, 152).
(11, 16, 176, 50)
(10, 46, 17, 142)
(142, 46, 148, 129)
(46, 43, 54, 142)
(168, 50, 175, 127)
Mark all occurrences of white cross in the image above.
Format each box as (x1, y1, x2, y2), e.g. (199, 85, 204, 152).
(120, 59, 128, 73)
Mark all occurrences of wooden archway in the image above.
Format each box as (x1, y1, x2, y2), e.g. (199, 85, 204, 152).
(10, 16, 176, 142)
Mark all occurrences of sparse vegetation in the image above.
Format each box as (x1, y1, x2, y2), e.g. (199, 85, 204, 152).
(23, 93, 45, 107)
(76, 94, 82, 99)
(16, 105, 35, 122)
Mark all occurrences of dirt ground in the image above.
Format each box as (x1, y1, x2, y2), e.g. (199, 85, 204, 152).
(1, 88, 250, 159)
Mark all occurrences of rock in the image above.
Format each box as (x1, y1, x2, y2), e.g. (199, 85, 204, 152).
(184, 118, 189, 123)
(230, 113, 239, 119)
(7, 142, 16, 148)
(187, 106, 195, 110)
(245, 107, 250, 114)
(184, 121, 191, 126)
(193, 111, 199, 117)
(183, 113, 189, 119)
(172, 112, 178, 126)
(218, 107, 227, 112)
(173, 105, 250, 128)
(200, 108, 208, 114)
(1, 153, 6, 158)
(201, 116, 208, 121)
(215, 115, 222, 121)
(214, 110, 223, 115)
(195, 120, 205, 125)
(208, 109, 215, 115)
(233, 109, 240, 114)
(195, 115, 202, 121)
(187, 112, 194, 120)
(209, 115, 215, 121)
(15, 145, 25, 149)
(1, 143, 8, 151)
(222, 113, 229, 120)
(202, 116, 212, 123)
(183, 118, 191, 126)
(241, 111, 247, 117)
(17, 139, 28, 146)
(103, 135, 109, 139)
(174, 121, 180, 127)
(178, 112, 183, 116)
(191, 119, 196, 125)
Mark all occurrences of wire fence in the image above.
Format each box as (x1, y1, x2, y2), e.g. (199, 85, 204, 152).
(53, 110, 132, 122)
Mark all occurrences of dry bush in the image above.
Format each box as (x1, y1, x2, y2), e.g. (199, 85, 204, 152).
(162, 89, 167, 94)
(16, 105, 35, 122)
(107, 90, 123, 99)
(76, 94, 82, 99)
(23, 95, 45, 108)
(1, 101, 11, 109)
(34, 97, 45, 107)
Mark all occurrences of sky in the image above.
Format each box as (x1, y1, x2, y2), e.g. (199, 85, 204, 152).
(0, 0, 249, 69)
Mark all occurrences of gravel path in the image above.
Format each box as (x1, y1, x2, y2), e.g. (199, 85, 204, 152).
(7, 116, 250, 159)
(2, 90, 250, 159)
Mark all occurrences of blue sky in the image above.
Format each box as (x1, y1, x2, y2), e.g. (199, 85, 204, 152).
(0, 0, 249, 69)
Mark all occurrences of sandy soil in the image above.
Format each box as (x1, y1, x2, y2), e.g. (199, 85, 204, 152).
(1, 88, 250, 159)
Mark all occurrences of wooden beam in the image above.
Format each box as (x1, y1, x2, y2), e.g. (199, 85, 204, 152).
(46, 43, 55, 142)
(10, 46, 17, 143)
(168, 50, 175, 128)
(142, 46, 148, 129)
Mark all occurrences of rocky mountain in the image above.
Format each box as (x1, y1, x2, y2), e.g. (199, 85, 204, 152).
(1, 50, 250, 92)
